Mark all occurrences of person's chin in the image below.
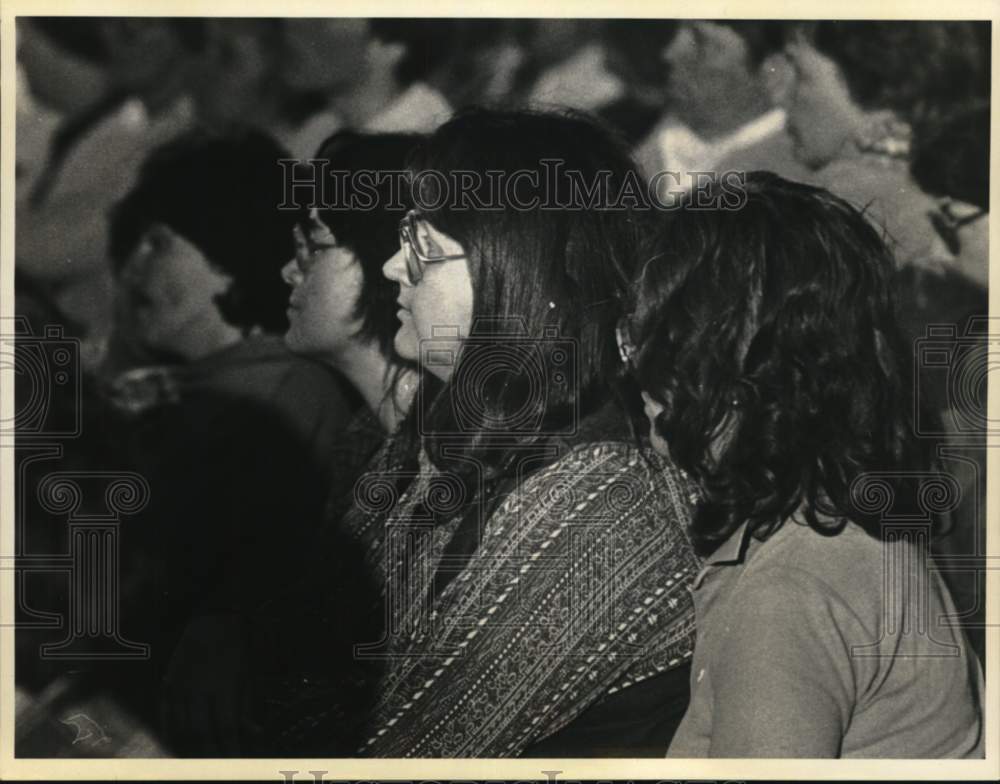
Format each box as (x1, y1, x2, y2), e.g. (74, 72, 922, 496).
(393, 325, 419, 362)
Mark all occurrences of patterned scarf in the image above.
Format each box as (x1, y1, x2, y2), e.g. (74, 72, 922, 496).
(342, 405, 702, 757)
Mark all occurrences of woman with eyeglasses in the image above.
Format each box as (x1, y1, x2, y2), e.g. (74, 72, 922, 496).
(329, 107, 700, 758)
(164, 130, 432, 757)
(628, 173, 983, 758)
(282, 130, 423, 436)
(158, 131, 424, 756)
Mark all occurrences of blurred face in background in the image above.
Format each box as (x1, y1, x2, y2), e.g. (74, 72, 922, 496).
(662, 21, 758, 136)
(783, 39, 866, 170)
(282, 212, 366, 362)
(382, 215, 473, 381)
(119, 223, 232, 357)
(280, 18, 372, 93)
(99, 19, 194, 107)
(191, 21, 275, 126)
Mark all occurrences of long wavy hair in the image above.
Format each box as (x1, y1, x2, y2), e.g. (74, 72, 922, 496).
(630, 172, 941, 556)
(409, 109, 642, 473)
(393, 108, 648, 538)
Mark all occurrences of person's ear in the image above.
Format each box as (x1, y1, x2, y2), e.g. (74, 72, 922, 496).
(760, 51, 795, 106)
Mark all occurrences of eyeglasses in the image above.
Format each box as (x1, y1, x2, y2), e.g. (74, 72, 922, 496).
(929, 201, 987, 256)
(398, 209, 466, 285)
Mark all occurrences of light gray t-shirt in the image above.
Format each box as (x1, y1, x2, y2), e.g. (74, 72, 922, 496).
(667, 518, 984, 758)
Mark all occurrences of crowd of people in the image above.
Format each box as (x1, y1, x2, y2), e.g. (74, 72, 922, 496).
(14, 18, 989, 759)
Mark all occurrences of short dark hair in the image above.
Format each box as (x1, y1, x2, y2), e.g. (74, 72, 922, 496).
(715, 20, 789, 67)
(110, 128, 295, 333)
(810, 21, 990, 127)
(911, 102, 990, 211)
(406, 107, 647, 483)
(308, 130, 424, 358)
(630, 172, 941, 556)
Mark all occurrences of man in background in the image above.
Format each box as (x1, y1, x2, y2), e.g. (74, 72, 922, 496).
(635, 19, 812, 195)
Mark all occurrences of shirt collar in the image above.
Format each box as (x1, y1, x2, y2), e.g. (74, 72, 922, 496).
(364, 82, 452, 134)
(717, 106, 787, 159)
(692, 520, 753, 589)
(656, 107, 787, 192)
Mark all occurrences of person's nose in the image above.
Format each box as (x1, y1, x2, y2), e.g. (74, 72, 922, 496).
(281, 257, 301, 287)
(383, 246, 409, 286)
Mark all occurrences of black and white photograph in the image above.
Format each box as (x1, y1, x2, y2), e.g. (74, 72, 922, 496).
(1, 1, 996, 778)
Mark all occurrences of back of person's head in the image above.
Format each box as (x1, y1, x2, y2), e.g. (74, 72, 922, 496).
(110, 128, 295, 334)
(310, 130, 424, 358)
(809, 21, 989, 129)
(630, 172, 937, 555)
(400, 108, 648, 487)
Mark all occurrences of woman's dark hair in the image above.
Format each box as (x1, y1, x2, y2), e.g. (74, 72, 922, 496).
(109, 127, 295, 333)
(809, 21, 990, 129)
(307, 130, 423, 358)
(630, 172, 941, 556)
(404, 106, 647, 492)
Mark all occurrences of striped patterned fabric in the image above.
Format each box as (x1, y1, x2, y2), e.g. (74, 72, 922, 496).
(345, 432, 702, 757)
